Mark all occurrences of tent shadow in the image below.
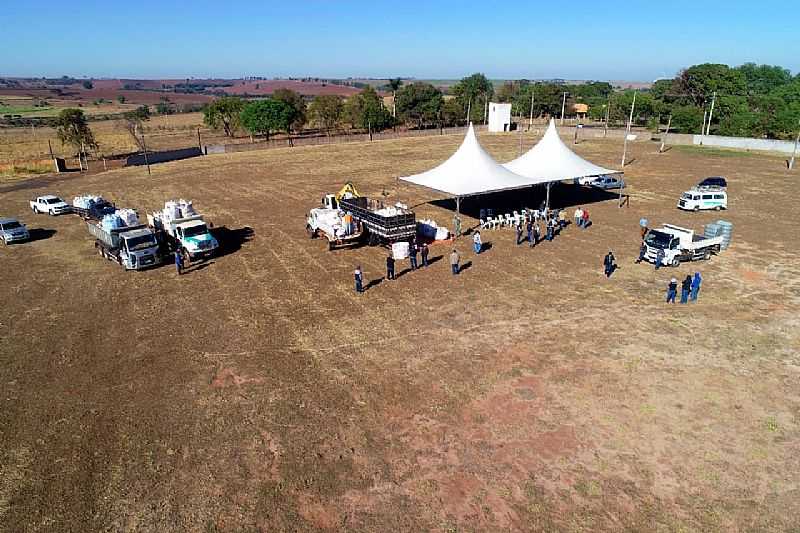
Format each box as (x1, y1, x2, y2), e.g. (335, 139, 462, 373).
(428, 183, 620, 220)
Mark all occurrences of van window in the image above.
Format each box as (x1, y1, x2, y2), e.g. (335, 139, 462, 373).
(693, 195, 700, 200)
(714, 194, 724, 199)
(702, 194, 712, 200)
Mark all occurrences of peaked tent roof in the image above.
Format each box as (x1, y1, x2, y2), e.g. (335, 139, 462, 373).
(503, 119, 620, 183)
(399, 124, 533, 197)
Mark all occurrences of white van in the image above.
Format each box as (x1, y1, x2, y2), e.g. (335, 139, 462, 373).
(677, 187, 727, 211)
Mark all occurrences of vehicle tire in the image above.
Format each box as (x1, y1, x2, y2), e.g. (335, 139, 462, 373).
(714, 205, 722, 211)
(180, 248, 190, 264)
(671, 257, 680, 267)
(33, 207, 39, 214)
(693, 206, 699, 212)
(306, 225, 316, 239)
(368, 233, 379, 247)
(328, 241, 334, 251)
(703, 249, 711, 261)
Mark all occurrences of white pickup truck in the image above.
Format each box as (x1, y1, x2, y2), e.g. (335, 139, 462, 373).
(643, 224, 724, 267)
(29, 195, 72, 216)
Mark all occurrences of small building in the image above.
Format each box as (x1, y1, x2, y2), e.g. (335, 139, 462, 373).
(488, 102, 512, 132)
(572, 103, 589, 120)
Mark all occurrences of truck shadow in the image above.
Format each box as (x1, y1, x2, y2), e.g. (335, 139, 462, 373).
(28, 228, 57, 242)
(211, 226, 254, 258)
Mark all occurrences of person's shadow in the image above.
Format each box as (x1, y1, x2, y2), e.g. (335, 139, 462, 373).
(364, 277, 384, 291)
(459, 261, 473, 273)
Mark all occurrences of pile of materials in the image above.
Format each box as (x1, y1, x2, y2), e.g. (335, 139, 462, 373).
(99, 208, 140, 231)
(704, 220, 733, 249)
(391, 241, 410, 259)
(157, 199, 197, 222)
(417, 218, 450, 241)
(73, 195, 105, 209)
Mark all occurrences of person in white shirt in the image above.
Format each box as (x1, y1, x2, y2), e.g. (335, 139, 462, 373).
(574, 207, 583, 227)
(473, 231, 482, 254)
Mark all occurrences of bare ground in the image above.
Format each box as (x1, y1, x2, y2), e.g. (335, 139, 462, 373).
(1, 131, 799, 532)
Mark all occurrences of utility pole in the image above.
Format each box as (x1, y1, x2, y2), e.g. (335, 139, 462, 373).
(528, 87, 535, 131)
(560, 92, 567, 125)
(706, 91, 716, 136)
(79, 140, 85, 172)
(140, 126, 151, 176)
(368, 120, 372, 142)
(603, 100, 610, 137)
(48, 139, 59, 173)
(659, 115, 672, 153)
(620, 90, 637, 167)
(790, 120, 800, 170)
(484, 94, 488, 126)
(197, 127, 202, 151)
(700, 109, 707, 145)
(466, 98, 472, 126)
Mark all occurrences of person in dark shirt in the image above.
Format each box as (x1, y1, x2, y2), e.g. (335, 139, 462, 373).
(691, 272, 702, 301)
(174, 251, 183, 275)
(680, 275, 692, 303)
(604, 250, 616, 277)
(636, 242, 646, 263)
(420, 243, 429, 267)
(386, 254, 395, 280)
(409, 242, 418, 270)
(666, 278, 678, 303)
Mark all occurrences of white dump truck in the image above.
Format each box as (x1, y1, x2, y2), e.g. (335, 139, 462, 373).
(147, 200, 219, 261)
(643, 224, 724, 267)
(29, 195, 72, 216)
(87, 221, 162, 270)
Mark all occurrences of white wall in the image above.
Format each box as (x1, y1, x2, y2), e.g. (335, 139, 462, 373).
(488, 103, 512, 132)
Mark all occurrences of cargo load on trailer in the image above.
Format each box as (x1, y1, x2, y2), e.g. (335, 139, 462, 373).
(72, 194, 117, 220)
(87, 209, 161, 270)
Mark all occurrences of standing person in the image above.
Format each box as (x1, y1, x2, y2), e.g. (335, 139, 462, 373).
(354, 265, 363, 293)
(574, 206, 583, 227)
(558, 209, 567, 229)
(449, 249, 460, 275)
(546, 217, 554, 241)
(636, 241, 647, 263)
(420, 242, 429, 267)
(639, 217, 649, 240)
(680, 275, 692, 303)
(604, 250, 616, 277)
(386, 253, 395, 280)
(174, 250, 183, 276)
(453, 214, 461, 238)
(581, 208, 590, 229)
(409, 241, 418, 271)
(655, 248, 665, 270)
(473, 230, 482, 254)
(515, 223, 523, 245)
(666, 277, 678, 303)
(532, 220, 540, 247)
(690, 272, 702, 301)
(526, 220, 533, 246)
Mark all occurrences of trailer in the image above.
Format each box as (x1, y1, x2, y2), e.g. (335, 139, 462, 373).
(87, 222, 162, 270)
(336, 195, 416, 245)
(643, 224, 724, 267)
(72, 199, 116, 221)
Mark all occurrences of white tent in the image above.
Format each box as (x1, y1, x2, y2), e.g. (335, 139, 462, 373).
(504, 119, 620, 182)
(399, 123, 533, 197)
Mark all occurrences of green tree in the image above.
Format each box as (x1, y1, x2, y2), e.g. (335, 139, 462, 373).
(735, 63, 792, 95)
(117, 95, 126, 104)
(55, 108, 98, 153)
(156, 96, 174, 115)
(308, 95, 343, 135)
(395, 82, 443, 129)
(344, 86, 393, 131)
(670, 105, 704, 133)
(82, 80, 93, 90)
(649, 79, 675, 101)
(440, 98, 464, 126)
(675, 63, 747, 106)
(451, 73, 494, 123)
(203, 96, 245, 137)
(240, 99, 293, 140)
(272, 88, 307, 132)
(121, 105, 151, 151)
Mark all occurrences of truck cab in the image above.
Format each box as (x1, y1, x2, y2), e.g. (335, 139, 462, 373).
(678, 187, 727, 211)
(118, 229, 161, 270)
(173, 219, 218, 259)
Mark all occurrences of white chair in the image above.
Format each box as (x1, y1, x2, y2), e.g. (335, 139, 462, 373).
(512, 211, 522, 226)
(480, 218, 491, 230)
(504, 214, 514, 227)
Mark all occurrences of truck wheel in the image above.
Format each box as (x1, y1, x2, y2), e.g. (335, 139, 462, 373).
(180, 248, 190, 264)
(703, 249, 711, 260)
(714, 205, 722, 211)
(693, 206, 699, 212)
(33, 207, 39, 214)
(306, 225, 316, 239)
(328, 241, 334, 251)
(368, 233, 379, 247)
(671, 257, 680, 267)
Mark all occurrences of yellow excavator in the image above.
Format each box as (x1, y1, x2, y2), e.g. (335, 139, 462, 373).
(335, 181, 360, 202)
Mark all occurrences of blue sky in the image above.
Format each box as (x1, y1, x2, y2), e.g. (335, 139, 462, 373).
(1, 0, 797, 80)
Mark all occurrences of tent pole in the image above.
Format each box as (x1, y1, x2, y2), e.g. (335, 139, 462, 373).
(455, 196, 461, 238)
(546, 182, 551, 210)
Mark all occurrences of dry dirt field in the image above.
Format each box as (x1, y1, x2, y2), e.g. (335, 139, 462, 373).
(1, 131, 799, 532)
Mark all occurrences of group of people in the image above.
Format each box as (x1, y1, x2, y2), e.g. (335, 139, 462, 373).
(354, 241, 432, 293)
(573, 206, 591, 229)
(666, 273, 702, 303)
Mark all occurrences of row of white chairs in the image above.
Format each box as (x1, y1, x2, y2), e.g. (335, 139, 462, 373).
(479, 209, 547, 230)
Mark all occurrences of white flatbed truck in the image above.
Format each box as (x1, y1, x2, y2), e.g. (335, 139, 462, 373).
(643, 224, 724, 267)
